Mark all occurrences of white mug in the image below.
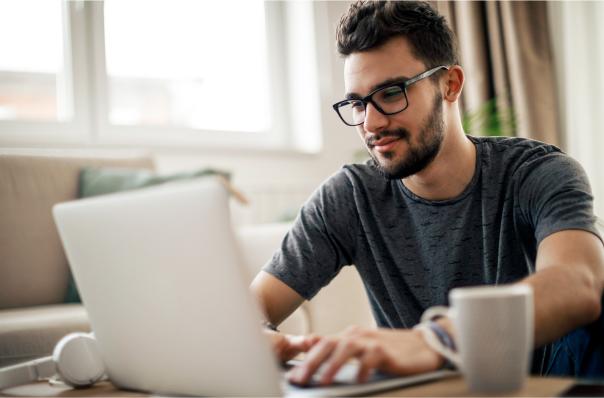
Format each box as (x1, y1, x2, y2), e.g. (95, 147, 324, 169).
(422, 284, 534, 393)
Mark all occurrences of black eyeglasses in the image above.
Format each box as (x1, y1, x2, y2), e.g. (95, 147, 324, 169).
(332, 65, 449, 126)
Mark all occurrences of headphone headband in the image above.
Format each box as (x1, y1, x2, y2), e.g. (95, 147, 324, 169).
(0, 332, 105, 390)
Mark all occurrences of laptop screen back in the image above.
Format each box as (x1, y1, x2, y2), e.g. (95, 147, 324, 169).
(53, 178, 282, 396)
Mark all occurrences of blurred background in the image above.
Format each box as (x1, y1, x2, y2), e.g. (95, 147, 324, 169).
(0, 0, 602, 223)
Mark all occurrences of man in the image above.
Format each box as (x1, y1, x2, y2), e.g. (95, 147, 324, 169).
(252, 1, 604, 385)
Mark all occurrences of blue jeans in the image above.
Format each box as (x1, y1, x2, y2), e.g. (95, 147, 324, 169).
(532, 296, 604, 379)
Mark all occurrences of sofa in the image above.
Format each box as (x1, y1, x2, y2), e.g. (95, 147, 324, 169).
(0, 152, 374, 368)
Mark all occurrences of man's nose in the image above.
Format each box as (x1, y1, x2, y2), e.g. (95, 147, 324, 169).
(363, 103, 388, 134)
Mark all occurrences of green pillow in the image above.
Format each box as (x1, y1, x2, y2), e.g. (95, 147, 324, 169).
(64, 167, 230, 303)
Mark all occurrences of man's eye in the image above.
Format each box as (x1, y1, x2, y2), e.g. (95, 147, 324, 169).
(379, 87, 404, 102)
(350, 100, 364, 110)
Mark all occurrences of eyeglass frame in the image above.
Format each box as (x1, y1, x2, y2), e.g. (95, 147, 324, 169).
(332, 65, 450, 127)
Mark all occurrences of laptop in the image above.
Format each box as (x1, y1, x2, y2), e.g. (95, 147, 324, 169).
(53, 178, 455, 396)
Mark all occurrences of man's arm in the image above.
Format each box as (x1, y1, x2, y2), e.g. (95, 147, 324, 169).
(288, 229, 604, 386)
(524, 229, 604, 346)
(436, 229, 604, 348)
(251, 271, 322, 363)
(250, 270, 305, 326)
(438, 229, 604, 345)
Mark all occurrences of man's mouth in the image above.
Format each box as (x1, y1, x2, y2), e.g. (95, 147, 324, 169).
(370, 136, 401, 153)
(367, 128, 410, 153)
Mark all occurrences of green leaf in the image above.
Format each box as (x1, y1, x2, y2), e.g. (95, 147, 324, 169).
(463, 97, 516, 137)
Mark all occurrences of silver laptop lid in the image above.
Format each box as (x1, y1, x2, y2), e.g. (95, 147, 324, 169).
(53, 178, 282, 396)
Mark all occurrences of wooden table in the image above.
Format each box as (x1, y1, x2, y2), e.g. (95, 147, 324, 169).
(0, 375, 575, 397)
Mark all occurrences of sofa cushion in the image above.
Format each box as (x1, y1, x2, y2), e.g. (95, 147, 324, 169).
(79, 167, 230, 197)
(0, 304, 90, 367)
(0, 153, 154, 309)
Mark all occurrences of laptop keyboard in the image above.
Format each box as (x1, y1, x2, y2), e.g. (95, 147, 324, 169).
(283, 359, 393, 387)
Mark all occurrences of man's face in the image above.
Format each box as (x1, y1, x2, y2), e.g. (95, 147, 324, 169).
(344, 37, 445, 180)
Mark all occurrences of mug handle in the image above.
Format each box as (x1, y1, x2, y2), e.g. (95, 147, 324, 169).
(420, 306, 450, 324)
(418, 306, 461, 369)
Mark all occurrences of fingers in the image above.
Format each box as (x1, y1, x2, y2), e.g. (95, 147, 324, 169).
(288, 335, 371, 386)
(286, 327, 444, 387)
(318, 337, 364, 385)
(306, 334, 322, 347)
(357, 342, 384, 383)
(267, 331, 322, 362)
(285, 334, 321, 351)
(318, 327, 380, 384)
(288, 337, 338, 385)
(287, 327, 389, 386)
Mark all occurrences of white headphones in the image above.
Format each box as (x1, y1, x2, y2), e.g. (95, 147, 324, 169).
(0, 332, 106, 390)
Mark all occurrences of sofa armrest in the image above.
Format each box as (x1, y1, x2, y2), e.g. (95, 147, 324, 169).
(235, 223, 375, 336)
(236, 223, 310, 335)
(0, 153, 154, 310)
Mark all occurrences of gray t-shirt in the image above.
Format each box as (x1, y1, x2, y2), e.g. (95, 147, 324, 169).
(264, 136, 600, 329)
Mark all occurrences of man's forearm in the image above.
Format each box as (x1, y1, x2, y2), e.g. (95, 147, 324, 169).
(433, 261, 602, 352)
(519, 230, 604, 347)
(520, 263, 603, 347)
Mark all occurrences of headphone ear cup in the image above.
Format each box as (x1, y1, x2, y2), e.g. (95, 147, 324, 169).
(52, 332, 106, 388)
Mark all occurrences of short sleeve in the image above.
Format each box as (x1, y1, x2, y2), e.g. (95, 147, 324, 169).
(262, 169, 359, 300)
(515, 152, 601, 245)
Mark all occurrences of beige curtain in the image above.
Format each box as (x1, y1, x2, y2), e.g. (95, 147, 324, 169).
(432, 1, 561, 147)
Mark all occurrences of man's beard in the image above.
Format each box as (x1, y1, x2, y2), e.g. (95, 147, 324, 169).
(367, 93, 445, 180)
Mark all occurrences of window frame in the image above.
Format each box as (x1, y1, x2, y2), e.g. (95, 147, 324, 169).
(0, 1, 305, 152)
(0, 1, 93, 146)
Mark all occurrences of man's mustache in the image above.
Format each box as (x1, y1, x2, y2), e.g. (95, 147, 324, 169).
(366, 128, 410, 147)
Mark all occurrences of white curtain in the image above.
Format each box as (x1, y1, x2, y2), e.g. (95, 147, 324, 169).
(548, 2, 604, 218)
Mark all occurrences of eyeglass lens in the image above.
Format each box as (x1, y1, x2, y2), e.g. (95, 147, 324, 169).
(337, 85, 408, 125)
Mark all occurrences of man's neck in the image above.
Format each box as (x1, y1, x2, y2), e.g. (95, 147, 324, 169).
(402, 129, 476, 201)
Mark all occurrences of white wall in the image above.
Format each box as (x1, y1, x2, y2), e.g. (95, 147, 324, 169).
(548, 2, 604, 218)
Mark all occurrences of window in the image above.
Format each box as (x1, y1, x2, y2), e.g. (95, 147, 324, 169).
(104, 1, 270, 132)
(0, 1, 322, 151)
(0, 0, 71, 122)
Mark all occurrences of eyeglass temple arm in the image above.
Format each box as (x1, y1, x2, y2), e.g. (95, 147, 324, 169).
(405, 65, 450, 87)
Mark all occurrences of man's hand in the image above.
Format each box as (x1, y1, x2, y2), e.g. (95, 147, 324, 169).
(266, 329, 321, 362)
(287, 326, 444, 386)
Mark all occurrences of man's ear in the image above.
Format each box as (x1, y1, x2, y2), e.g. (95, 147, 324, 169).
(443, 65, 464, 102)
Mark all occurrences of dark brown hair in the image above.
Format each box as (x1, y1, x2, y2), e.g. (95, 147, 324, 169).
(336, 1, 459, 70)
